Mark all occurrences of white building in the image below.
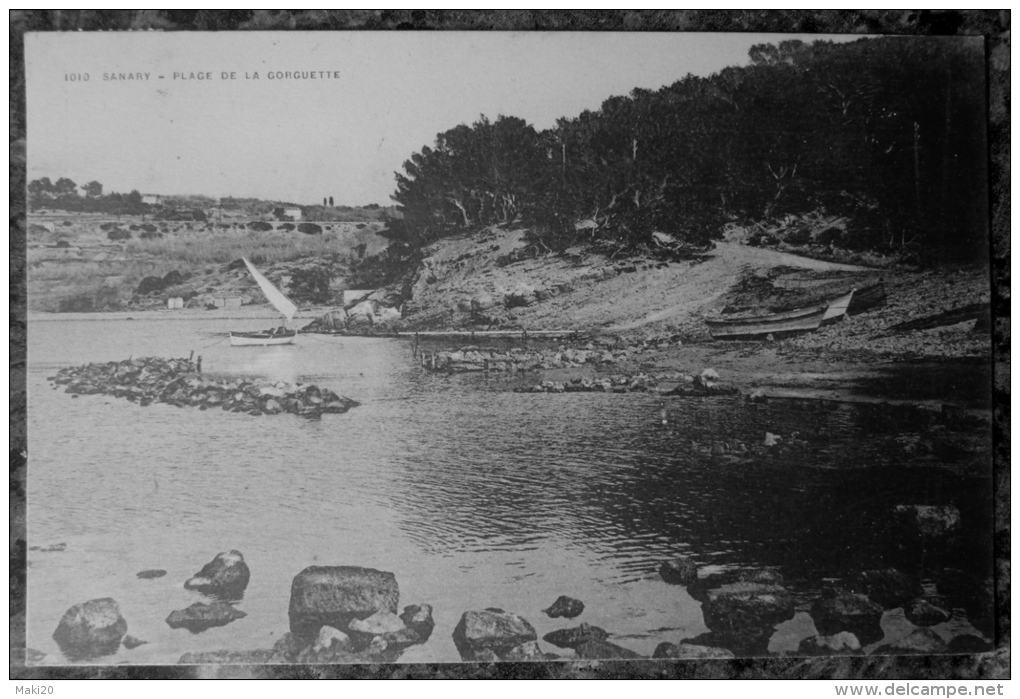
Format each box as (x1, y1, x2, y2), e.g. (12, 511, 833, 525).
(283, 207, 302, 221)
(141, 193, 163, 206)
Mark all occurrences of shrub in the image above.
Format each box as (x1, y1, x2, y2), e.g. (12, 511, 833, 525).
(278, 223, 295, 231)
(62, 220, 73, 226)
(298, 223, 323, 235)
(55, 239, 71, 248)
(288, 266, 333, 303)
(129, 224, 139, 231)
(248, 221, 273, 232)
(162, 270, 188, 286)
(107, 229, 131, 241)
(139, 229, 163, 239)
(136, 276, 165, 295)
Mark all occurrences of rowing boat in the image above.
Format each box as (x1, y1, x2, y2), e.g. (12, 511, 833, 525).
(229, 329, 297, 346)
(706, 288, 855, 340)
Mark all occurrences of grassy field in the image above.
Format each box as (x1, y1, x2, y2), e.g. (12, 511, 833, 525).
(27, 213, 389, 311)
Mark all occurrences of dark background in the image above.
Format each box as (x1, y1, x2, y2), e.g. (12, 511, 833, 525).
(9, 9, 1009, 680)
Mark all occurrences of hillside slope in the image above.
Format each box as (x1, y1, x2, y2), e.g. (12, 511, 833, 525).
(392, 226, 989, 360)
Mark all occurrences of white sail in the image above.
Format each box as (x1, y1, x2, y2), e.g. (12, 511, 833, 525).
(243, 258, 298, 321)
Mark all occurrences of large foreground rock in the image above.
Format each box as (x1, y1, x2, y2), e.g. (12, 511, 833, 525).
(810, 592, 884, 645)
(701, 582, 795, 654)
(166, 602, 247, 632)
(288, 565, 399, 637)
(52, 598, 128, 659)
(452, 609, 537, 661)
(184, 550, 251, 600)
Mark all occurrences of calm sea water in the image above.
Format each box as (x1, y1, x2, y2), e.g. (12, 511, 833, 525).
(25, 317, 992, 664)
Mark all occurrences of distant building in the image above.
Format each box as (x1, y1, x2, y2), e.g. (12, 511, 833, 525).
(141, 193, 163, 206)
(283, 207, 302, 221)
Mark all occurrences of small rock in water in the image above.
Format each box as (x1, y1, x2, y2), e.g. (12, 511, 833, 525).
(165, 601, 247, 632)
(542, 595, 585, 619)
(184, 550, 251, 600)
(136, 569, 167, 579)
(122, 635, 148, 649)
(764, 432, 782, 447)
(542, 622, 609, 649)
(659, 557, 698, 586)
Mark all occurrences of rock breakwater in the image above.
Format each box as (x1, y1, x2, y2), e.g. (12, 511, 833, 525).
(48, 356, 359, 419)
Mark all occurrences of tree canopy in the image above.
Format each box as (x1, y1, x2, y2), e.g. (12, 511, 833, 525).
(386, 37, 986, 264)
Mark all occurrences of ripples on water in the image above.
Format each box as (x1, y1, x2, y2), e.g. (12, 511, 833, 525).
(25, 318, 993, 663)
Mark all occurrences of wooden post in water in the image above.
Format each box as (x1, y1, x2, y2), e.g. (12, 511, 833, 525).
(189, 350, 194, 363)
(196, 355, 203, 374)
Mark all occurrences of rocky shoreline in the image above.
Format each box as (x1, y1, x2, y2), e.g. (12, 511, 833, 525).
(35, 548, 992, 665)
(48, 356, 359, 419)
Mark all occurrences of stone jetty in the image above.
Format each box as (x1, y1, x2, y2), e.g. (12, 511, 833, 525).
(48, 356, 359, 419)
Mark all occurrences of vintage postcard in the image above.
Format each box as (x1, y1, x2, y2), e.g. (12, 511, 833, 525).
(22, 30, 995, 669)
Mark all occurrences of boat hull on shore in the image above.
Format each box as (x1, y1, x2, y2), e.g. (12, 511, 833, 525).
(707, 289, 855, 340)
(706, 307, 828, 340)
(229, 331, 296, 347)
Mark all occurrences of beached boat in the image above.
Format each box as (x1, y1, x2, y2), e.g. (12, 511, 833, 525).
(847, 281, 887, 315)
(706, 288, 855, 340)
(229, 328, 297, 346)
(821, 288, 856, 325)
(229, 258, 299, 347)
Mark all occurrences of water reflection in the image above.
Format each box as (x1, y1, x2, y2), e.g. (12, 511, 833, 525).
(25, 318, 994, 662)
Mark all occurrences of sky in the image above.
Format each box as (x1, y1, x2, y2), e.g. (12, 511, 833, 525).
(26, 32, 859, 206)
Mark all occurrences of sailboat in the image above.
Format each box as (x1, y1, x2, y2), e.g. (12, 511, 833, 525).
(229, 258, 299, 347)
